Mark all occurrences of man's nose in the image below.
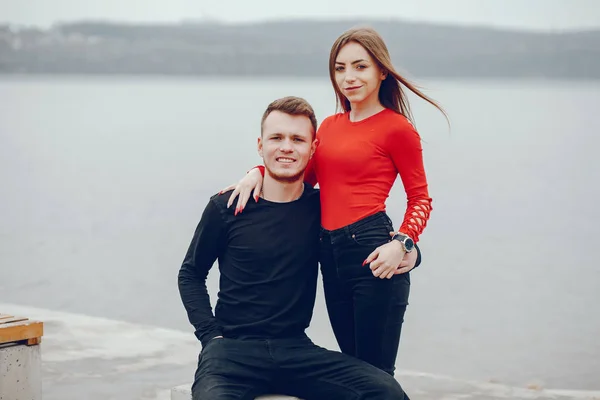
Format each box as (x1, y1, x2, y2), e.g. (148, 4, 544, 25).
(279, 139, 293, 152)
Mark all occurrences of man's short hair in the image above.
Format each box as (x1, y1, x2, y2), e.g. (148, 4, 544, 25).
(260, 96, 317, 138)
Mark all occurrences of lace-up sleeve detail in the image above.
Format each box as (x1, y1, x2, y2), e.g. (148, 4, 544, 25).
(399, 197, 432, 243)
(388, 118, 433, 243)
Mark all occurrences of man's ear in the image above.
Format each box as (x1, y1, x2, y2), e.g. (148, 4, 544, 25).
(310, 138, 318, 158)
(257, 136, 263, 157)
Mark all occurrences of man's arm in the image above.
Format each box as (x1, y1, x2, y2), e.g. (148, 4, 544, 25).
(178, 197, 226, 347)
(414, 244, 422, 269)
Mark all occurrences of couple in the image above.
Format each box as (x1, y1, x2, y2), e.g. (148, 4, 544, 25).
(178, 26, 446, 400)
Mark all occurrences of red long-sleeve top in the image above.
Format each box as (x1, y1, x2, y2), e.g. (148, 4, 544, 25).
(261, 108, 432, 242)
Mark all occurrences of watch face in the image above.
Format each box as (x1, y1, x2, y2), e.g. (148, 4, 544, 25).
(404, 238, 415, 251)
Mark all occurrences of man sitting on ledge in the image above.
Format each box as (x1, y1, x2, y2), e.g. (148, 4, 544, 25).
(178, 96, 413, 400)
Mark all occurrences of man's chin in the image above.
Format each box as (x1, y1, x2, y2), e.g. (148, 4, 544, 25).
(266, 168, 304, 184)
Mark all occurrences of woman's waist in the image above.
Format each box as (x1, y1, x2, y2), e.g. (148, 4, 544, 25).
(320, 205, 390, 232)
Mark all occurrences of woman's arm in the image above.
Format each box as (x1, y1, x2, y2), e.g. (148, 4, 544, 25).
(222, 146, 319, 213)
(389, 122, 433, 243)
(222, 167, 264, 213)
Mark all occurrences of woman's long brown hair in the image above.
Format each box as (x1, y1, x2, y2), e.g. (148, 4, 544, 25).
(329, 27, 449, 126)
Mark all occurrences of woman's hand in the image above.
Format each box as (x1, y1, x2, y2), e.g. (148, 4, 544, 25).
(219, 168, 264, 215)
(364, 232, 418, 279)
(364, 240, 406, 279)
(396, 246, 418, 275)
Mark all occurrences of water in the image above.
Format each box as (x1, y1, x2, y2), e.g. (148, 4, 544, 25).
(1, 76, 599, 396)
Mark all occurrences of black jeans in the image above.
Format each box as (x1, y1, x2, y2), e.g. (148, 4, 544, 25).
(320, 211, 411, 377)
(191, 333, 408, 400)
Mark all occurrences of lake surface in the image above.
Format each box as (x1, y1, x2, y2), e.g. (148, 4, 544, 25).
(1, 75, 599, 397)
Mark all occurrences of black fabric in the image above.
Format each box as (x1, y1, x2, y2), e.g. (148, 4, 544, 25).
(319, 211, 415, 376)
(191, 334, 408, 400)
(178, 184, 321, 347)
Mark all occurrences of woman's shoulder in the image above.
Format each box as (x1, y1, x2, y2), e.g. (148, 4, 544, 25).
(319, 112, 346, 127)
(383, 109, 415, 128)
(384, 110, 418, 132)
(382, 111, 422, 145)
(316, 112, 346, 137)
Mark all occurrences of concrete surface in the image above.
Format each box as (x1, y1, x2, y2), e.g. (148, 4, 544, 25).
(0, 342, 42, 400)
(2, 303, 600, 400)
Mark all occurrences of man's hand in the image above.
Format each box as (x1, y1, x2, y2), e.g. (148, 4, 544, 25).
(390, 231, 418, 275)
(395, 245, 418, 275)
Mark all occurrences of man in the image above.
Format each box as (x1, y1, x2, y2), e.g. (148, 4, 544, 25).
(178, 96, 412, 399)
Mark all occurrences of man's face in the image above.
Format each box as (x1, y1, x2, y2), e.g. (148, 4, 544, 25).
(258, 111, 316, 183)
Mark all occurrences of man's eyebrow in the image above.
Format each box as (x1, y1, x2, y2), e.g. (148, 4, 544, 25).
(266, 132, 307, 138)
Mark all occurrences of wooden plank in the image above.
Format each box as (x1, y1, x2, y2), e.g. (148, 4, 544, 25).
(27, 337, 42, 346)
(0, 320, 44, 345)
(0, 317, 28, 325)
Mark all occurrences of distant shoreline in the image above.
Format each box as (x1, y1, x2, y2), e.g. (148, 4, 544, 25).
(1, 19, 599, 79)
(3, 17, 599, 34)
(1, 73, 599, 82)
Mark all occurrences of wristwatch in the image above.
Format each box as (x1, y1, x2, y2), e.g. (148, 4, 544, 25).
(391, 233, 415, 253)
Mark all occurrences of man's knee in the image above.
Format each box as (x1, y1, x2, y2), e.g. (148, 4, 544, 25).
(371, 374, 406, 400)
(191, 377, 232, 400)
(191, 372, 231, 400)
(191, 377, 210, 400)
(191, 356, 260, 400)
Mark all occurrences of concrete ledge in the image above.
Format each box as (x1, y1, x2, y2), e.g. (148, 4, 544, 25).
(0, 344, 42, 399)
(0, 313, 44, 400)
(171, 384, 301, 400)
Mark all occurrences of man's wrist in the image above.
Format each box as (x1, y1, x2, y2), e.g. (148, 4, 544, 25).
(198, 327, 224, 347)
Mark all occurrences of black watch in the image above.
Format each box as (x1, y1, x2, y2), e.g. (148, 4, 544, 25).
(391, 233, 415, 253)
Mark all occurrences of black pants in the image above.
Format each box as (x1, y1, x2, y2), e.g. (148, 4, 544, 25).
(191, 334, 408, 400)
(320, 211, 411, 377)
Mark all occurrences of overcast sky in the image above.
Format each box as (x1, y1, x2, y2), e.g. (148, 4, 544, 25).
(1, 0, 599, 31)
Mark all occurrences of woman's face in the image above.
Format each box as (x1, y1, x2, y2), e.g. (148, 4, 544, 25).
(334, 41, 386, 108)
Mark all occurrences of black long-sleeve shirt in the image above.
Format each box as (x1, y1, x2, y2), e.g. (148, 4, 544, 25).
(178, 184, 321, 347)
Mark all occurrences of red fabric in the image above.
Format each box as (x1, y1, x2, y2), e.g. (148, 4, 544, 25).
(257, 108, 432, 242)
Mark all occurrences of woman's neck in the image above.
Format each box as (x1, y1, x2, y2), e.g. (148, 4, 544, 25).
(348, 97, 384, 122)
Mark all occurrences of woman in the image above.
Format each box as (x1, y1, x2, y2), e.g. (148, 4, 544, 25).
(224, 27, 447, 377)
